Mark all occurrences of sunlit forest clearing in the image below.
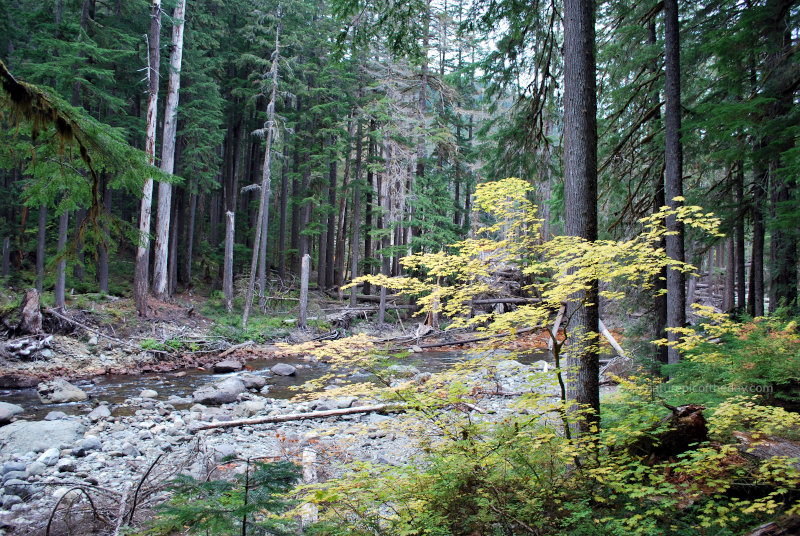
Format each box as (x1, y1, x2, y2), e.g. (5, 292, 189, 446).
(0, 0, 798, 534)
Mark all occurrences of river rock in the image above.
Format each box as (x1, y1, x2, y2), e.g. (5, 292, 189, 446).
(121, 443, 140, 458)
(73, 436, 102, 457)
(271, 363, 296, 376)
(234, 399, 266, 418)
(56, 458, 76, 472)
(3, 479, 39, 498)
(87, 334, 98, 346)
(87, 405, 111, 422)
(213, 359, 243, 373)
(212, 444, 236, 462)
(0, 402, 23, 425)
(25, 462, 46, 477)
(140, 389, 158, 399)
(192, 377, 246, 405)
(386, 365, 420, 379)
(237, 373, 266, 390)
(44, 411, 69, 421)
(1, 462, 25, 475)
(0, 420, 85, 455)
(37, 379, 88, 404)
(36, 448, 60, 466)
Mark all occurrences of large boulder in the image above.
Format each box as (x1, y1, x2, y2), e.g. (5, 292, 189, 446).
(192, 377, 246, 405)
(270, 363, 296, 376)
(237, 373, 267, 390)
(0, 420, 85, 455)
(0, 402, 24, 425)
(37, 379, 88, 404)
(213, 359, 243, 373)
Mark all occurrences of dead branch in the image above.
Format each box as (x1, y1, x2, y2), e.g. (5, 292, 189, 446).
(190, 404, 400, 432)
(218, 340, 255, 358)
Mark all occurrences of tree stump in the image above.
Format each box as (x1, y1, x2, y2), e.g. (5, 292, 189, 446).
(18, 289, 42, 335)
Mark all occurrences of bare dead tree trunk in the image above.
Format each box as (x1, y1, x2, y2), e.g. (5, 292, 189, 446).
(278, 128, 290, 280)
(299, 253, 309, 329)
(2, 237, 10, 278)
(134, 0, 161, 316)
(223, 211, 235, 312)
(242, 10, 281, 328)
(152, 0, 185, 300)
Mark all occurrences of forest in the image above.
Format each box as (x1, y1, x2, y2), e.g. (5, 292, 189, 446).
(0, 0, 799, 535)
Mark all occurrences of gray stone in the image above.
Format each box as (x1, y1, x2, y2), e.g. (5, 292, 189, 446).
(0, 421, 85, 455)
(386, 365, 420, 378)
(270, 363, 296, 376)
(413, 372, 432, 385)
(259, 385, 270, 395)
(1, 495, 22, 508)
(40, 349, 54, 358)
(121, 443, 140, 458)
(2, 471, 26, 484)
(73, 435, 102, 457)
(139, 389, 158, 399)
(213, 359, 243, 373)
(87, 334, 98, 346)
(37, 379, 88, 404)
(44, 411, 69, 421)
(36, 448, 60, 466)
(1, 462, 26, 476)
(0, 402, 24, 424)
(3, 479, 39, 498)
(237, 373, 266, 390)
(192, 377, 246, 405)
(167, 395, 192, 405)
(87, 405, 111, 422)
(233, 399, 266, 418)
(25, 462, 46, 477)
(334, 396, 358, 409)
(212, 444, 236, 462)
(56, 458, 76, 472)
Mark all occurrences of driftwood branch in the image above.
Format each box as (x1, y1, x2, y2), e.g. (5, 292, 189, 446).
(218, 340, 255, 358)
(190, 404, 399, 432)
(598, 319, 626, 358)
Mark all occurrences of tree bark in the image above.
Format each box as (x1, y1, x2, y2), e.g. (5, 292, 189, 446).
(325, 149, 337, 289)
(54, 210, 69, 309)
(278, 123, 290, 280)
(184, 181, 197, 284)
(664, 0, 685, 365)
(735, 161, 746, 312)
(350, 115, 363, 307)
(299, 253, 310, 329)
(97, 176, 110, 293)
(152, 0, 186, 300)
(223, 211, 235, 312)
(2, 237, 9, 278)
(35, 204, 46, 294)
(563, 0, 599, 433)
(134, 0, 161, 316)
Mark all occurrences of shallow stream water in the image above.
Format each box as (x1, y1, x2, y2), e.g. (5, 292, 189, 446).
(0, 349, 550, 420)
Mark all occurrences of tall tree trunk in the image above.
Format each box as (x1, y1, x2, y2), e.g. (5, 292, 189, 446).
(97, 180, 110, 294)
(168, 194, 180, 294)
(223, 211, 235, 312)
(290, 99, 302, 274)
(734, 162, 746, 312)
(54, 210, 69, 309)
(563, 0, 599, 433)
(350, 116, 363, 307)
(278, 122, 290, 280)
(242, 11, 281, 328)
(152, 0, 186, 300)
(378, 141, 392, 324)
(325, 147, 337, 289)
(750, 164, 766, 317)
(184, 180, 197, 284)
(724, 237, 735, 311)
(664, 0, 685, 365)
(363, 135, 374, 295)
(72, 208, 86, 282)
(36, 203, 46, 294)
(134, 0, 161, 316)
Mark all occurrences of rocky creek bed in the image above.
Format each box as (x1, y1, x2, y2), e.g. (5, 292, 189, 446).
(0, 350, 575, 536)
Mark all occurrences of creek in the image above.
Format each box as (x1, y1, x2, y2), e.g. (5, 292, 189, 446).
(0, 349, 551, 420)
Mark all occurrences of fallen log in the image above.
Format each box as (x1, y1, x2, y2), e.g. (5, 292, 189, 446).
(218, 340, 255, 358)
(733, 431, 800, 469)
(189, 404, 400, 432)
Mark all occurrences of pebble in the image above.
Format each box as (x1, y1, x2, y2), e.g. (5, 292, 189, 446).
(140, 389, 158, 399)
(56, 458, 76, 472)
(36, 449, 60, 467)
(25, 462, 46, 477)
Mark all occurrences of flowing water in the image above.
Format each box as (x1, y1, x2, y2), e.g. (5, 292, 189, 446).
(0, 349, 551, 421)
